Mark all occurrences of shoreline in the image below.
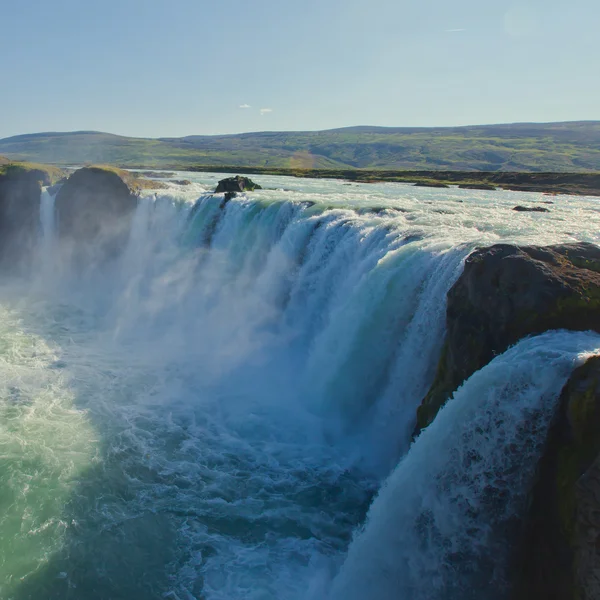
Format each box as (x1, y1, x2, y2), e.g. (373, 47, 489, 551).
(173, 166, 600, 197)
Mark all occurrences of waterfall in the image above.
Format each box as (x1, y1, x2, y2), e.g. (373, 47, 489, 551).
(94, 194, 469, 465)
(40, 187, 56, 239)
(39, 187, 57, 277)
(328, 331, 600, 600)
(3, 183, 596, 600)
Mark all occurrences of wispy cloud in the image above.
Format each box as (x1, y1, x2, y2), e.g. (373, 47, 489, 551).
(445, 28, 466, 32)
(239, 104, 251, 109)
(260, 108, 273, 115)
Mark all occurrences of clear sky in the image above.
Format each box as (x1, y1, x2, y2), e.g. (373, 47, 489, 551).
(1, 0, 598, 138)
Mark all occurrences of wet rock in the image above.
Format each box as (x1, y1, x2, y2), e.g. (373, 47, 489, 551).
(513, 205, 551, 213)
(215, 175, 262, 194)
(413, 181, 450, 188)
(458, 183, 496, 191)
(415, 243, 600, 435)
(516, 356, 600, 600)
(296, 200, 316, 209)
(0, 166, 48, 268)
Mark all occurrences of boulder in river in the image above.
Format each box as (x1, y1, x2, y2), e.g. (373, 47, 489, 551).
(513, 205, 551, 213)
(415, 242, 600, 435)
(413, 181, 450, 189)
(215, 176, 262, 194)
(458, 183, 497, 191)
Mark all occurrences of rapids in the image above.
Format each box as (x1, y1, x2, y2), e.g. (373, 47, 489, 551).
(1, 173, 600, 599)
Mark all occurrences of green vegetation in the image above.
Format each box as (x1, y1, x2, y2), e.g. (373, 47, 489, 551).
(2, 122, 600, 172)
(85, 165, 167, 192)
(0, 159, 65, 184)
(0, 157, 164, 193)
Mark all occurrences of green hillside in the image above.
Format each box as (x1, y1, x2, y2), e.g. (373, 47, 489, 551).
(2, 122, 600, 172)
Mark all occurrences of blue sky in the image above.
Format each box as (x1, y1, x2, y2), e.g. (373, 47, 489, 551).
(1, 0, 598, 138)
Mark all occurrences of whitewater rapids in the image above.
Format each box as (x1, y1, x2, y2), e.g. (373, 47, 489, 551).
(1, 173, 600, 600)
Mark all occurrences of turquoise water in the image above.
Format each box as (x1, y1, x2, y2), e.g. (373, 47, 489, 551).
(1, 178, 599, 599)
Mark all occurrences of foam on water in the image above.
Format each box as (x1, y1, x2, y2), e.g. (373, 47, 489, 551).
(0, 177, 599, 599)
(329, 331, 600, 600)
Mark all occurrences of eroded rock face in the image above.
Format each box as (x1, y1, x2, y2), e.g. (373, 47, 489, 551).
(214, 176, 262, 194)
(416, 243, 600, 434)
(55, 167, 137, 263)
(515, 356, 600, 600)
(0, 167, 46, 268)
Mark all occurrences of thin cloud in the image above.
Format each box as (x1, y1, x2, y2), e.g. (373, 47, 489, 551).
(445, 28, 466, 32)
(239, 104, 251, 109)
(260, 108, 273, 115)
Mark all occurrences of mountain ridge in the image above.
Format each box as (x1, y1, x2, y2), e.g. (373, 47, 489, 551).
(2, 122, 600, 172)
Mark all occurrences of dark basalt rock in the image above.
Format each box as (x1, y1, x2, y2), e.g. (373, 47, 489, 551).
(413, 181, 450, 188)
(458, 183, 496, 191)
(515, 356, 600, 600)
(215, 176, 262, 194)
(0, 167, 48, 268)
(55, 167, 138, 263)
(513, 205, 551, 213)
(415, 242, 600, 435)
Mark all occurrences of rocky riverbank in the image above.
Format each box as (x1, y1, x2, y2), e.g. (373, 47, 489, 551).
(184, 166, 600, 197)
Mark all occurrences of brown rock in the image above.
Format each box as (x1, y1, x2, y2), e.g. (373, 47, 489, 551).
(415, 243, 600, 435)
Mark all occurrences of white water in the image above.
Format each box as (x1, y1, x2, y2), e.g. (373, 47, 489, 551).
(1, 175, 599, 599)
(329, 331, 600, 600)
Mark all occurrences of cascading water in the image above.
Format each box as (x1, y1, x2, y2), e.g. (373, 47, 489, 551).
(1, 175, 600, 600)
(328, 331, 600, 600)
(39, 188, 57, 276)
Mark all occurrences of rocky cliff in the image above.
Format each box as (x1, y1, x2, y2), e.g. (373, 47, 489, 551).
(414, 241, 600, 599)
(0, 163, 63, 269)
(55, 167, 138, 264)
(416, 243, 600, 436)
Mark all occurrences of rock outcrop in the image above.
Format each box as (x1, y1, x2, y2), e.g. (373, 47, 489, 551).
(415, 243, 600, 435)
(55, 167, 138, 263)
(214, 176, 262, 195)
(0, 165, 54, 267)
(458, 183, 496, 191)
(515, 356, 600, 600)
(513, 205, 551, 213)
(413, 181, 449, 188)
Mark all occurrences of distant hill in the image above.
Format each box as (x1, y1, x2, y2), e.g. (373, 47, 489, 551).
(2, 122, 600, 171)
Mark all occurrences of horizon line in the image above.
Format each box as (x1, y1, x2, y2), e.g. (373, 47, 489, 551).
(1, 119, 599, 143)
